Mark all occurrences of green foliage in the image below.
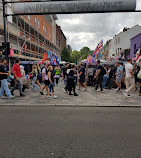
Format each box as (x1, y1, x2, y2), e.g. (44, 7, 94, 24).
(61, 46, 92, 64)
(61, 47, 71, 62)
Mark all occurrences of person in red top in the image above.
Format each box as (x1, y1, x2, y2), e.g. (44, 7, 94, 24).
(11, 59, 25, 97)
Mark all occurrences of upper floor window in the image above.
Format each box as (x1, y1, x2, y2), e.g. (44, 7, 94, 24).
(27, 15, 30, 21)
(35, 17, 37, 26)
(38, 20, 40, 29)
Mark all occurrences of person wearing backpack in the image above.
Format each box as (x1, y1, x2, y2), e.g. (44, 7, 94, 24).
(94, 60, 105, 92)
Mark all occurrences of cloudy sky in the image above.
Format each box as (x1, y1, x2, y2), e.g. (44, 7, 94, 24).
(56, 0, 141, 51)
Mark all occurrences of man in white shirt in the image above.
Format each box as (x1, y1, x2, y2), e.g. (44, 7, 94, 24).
(123, 59, 135, 97)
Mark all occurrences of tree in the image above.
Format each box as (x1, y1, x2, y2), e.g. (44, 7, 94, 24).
(79, 47, 91, 60)
(71, 50, 81, 63)
(61, 47, 71, 62)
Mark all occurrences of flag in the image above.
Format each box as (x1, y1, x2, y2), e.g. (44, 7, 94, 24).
(136, 48, 141, 63)
(50, 53, 55, 65)
(10, 46, 14, 57)
(42, 50, 47, 63)
(54, 54, 60, 65)
(93, 39, 103, 57)
(47, 51, 50, 59)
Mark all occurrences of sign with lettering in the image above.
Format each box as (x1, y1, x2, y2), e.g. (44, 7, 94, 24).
(13, 0, 136, 15)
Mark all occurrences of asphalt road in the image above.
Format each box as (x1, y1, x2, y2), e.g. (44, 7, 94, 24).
(0, 107, 141, 158)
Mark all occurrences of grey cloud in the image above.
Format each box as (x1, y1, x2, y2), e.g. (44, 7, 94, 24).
(57, 0, 141, 50)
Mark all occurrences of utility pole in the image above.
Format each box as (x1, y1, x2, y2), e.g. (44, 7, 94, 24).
(2, 0, 8, 62)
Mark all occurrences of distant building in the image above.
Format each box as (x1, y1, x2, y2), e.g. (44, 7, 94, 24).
(109, 25, 141, 59)
(130, 33, 141, 58)
(56, 24, 67, 52)
(103, 40, 111, 60)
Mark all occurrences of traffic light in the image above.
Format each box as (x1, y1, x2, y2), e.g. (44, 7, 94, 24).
(0, 42, 10, 56)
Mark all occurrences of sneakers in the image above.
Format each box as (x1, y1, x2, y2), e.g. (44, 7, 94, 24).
(47, 95, 52, 98)
(53, 95, 57, 99)
(9, 96, 14, 99)
(74, 93, 78, 96)
(40, 91, 44, 95)
(123, 91, 131, 97)
(20, 94, 25, 97)
(116, 88, 121, 92)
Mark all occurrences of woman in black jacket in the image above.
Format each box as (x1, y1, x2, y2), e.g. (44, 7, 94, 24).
(68, 65, 78, 96)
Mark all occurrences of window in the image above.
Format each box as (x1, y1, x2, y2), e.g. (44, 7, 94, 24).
(134, 44, 136, 54)
(118, 37, 120, 44)
(38, 20, 40, 29)
(27, 15, 30, 21)
(35, 17, 37, 26)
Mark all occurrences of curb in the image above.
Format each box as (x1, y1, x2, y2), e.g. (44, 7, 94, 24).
(0, 104, 141, 108)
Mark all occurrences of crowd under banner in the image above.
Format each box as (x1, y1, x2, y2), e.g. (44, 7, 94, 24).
(13, 0, 136, 15)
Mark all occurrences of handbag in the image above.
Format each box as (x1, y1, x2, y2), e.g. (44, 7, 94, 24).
(137, 70, 141, 79)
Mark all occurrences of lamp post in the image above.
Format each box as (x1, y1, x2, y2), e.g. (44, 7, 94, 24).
(2, 0, 8, 62)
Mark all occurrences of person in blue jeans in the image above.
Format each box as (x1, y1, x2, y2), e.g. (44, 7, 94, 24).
(32, 65, 40, 92)
(102, 67, 108, 89)
(0, 58, 14, 99)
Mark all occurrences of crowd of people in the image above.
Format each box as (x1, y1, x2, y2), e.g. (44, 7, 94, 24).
(0, 57, 141, 100)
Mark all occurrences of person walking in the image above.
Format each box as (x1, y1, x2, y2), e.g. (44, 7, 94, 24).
(55, 66, 60, 85)
(102, 66, 108, 89)
(68, 65, 78, 96)
(0, 58, 14, 99)
(115, 62, 123, 92)
(123, 59, 134, 97)
(48, 65, 57, 99)
(137, 59, 141, 96)
(107, 65, 113, 89)
(20, 65, 27, 92)
(31, 65, 41, 92)
(41, 62, 50, 97)
(36, 64, 44, 94)
(78, 63, 87, 91)
(11, 59, 25, 97)
(94, 60, 105, 92)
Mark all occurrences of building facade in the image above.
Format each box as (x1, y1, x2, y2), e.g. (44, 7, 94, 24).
(109, 25, 141, 59)
(130, 33, 141, 58)
(0, 0, 67, 61)
(56, 24, 67, 51)
(103, 40, 111, 60)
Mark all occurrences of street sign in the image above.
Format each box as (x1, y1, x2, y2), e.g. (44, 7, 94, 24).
(13, 0, 136, 15)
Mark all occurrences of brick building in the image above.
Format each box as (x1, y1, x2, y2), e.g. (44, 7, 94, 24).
(56, 24, 67, 51)
(0, 0, 67, 61)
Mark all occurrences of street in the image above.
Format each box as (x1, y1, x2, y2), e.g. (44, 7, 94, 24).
(0, 107, 141, 158)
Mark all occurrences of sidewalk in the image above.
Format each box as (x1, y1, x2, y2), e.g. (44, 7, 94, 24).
(0, 80, 141, 107)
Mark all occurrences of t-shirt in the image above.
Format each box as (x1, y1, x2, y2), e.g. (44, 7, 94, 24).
(42, 67, 48, 80)
(125, 63, 133, 78)
(13, 64, 22, 78)
(0, 64, 8, 80)
(79, 67, 85, 79)
(116, 65, 123, 77)
(97, 65, 103, 76)
(88, 68, 93, 76)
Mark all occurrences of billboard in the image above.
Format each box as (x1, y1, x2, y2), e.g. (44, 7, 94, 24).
(13, 0, 136, 15)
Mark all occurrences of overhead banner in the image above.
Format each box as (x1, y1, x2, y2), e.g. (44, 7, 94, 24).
(13, 0, 136, 15)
